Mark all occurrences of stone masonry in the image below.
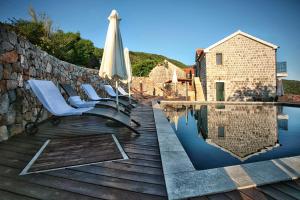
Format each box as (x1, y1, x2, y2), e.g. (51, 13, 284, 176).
(199, 32, 277, 101)
(0, 25, 122, 141)
(131, 60, 187, 97)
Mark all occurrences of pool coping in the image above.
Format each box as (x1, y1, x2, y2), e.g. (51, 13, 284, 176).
(152, 100, 300, 200)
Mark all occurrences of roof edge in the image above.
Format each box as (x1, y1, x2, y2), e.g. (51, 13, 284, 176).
(204, 30, 279, 52)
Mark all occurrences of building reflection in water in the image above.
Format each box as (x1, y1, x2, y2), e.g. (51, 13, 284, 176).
(165, 104, 289, 162)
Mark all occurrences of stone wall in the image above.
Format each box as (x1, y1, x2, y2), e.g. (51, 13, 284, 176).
(0, 25, 118, 141)
(131, 60, 187, 97)
(148, 60, 185, 84)
(203, 34, 276, 101)
(202, 105, 278, 160)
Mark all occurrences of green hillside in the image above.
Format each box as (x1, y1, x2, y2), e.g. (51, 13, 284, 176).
(1, 7, 186, 77)
(283, 79, 300, 95)
(129, 51, 186, 76)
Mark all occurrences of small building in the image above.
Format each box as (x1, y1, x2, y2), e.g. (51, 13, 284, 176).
(183, 67, 195, 79)
(196, 30, 287, 101)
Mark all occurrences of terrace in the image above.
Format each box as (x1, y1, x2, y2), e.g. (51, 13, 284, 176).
(1, 98, 300, 200)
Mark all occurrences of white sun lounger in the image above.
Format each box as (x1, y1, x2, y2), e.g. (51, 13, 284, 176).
(59, 83, 130, 114)
(27, 80, 140, 134)
(104, 85, 137, 106)
(118, 86, 129, 96)
(82, 84, 134, 108)
(118, 86, 138, 103)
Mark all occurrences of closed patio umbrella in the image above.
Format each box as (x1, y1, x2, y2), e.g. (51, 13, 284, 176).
(172, 69, 178, 96)
(99, 10, 127, 110)
(124, 47, 132, 104)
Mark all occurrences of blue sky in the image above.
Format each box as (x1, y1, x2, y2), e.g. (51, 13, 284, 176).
(1, 0, 299, 80)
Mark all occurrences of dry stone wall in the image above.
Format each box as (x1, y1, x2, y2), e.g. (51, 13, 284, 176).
(204, 34, 276, 101)
(131, 60, 187, 97)
(0, 25, 120, 141)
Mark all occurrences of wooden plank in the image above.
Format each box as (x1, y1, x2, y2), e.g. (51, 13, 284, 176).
(95, 162, 163, 175)
(47, 169, 167, 196)
(0, 175, 99, 200)
(259, 186, 296, 200)
(0, 155, 27, 169)
(74, 165, 165, 185)
(207, 193, 231, 200)
(0, 189, 37, 200)
(127, 152, 162, 162)
(190, 195, 210, 200)
(0, 143, 40, 155)
(271, 183, 300, 199)
(240, 187, 275, 200)
(225, 190, 253, 200)
(285, 181, 300, 191)
(115, 158, 162, 168)
(29, 152, 122, 173)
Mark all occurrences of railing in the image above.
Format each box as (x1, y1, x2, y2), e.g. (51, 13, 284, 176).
(276, 62, 287, 73)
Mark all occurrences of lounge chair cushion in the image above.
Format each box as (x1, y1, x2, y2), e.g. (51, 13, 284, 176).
(28, 80, 93, 116)
(104, 85, 117, 97)
(118, 86, 129, 96)
(81, 84, 101, 100)
(68, 96, 98, 108)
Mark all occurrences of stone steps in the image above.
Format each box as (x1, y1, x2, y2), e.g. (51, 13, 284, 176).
(194, 77, 205, 101)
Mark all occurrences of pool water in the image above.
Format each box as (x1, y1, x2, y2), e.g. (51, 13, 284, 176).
(164, 104, 300, 170)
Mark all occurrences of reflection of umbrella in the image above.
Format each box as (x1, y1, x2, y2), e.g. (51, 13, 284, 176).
(99, 10, 127, 110)
(124, 47, 132, 104)
(172, 69, 178, 96)
(185, 106, 188, 125)
(174, 114, 179, 131)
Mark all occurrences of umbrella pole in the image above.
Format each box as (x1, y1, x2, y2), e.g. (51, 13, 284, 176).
(128, 81, 131, 104)
(116, 80, 119, 112)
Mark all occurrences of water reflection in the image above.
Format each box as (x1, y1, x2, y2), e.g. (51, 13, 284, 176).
(164, 104, 289, 162)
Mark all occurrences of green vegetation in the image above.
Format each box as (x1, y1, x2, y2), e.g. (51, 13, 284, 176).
(130, 51, 186, 76)
(283, 79, 300, 95)
(2, 7, 186, 76)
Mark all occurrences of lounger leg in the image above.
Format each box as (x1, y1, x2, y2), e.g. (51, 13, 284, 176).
(25, 122, 38, 135)
(51, 116, 61, 126)
(25, 106, 44, 135)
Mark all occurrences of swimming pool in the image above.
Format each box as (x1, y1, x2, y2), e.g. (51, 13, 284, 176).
(163, 104, 300, 170)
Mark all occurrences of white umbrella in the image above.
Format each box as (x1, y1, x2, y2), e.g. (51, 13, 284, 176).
(172, 69, 178, 96)
(124, 47, 132, 104)
(99, 9, 127, 111)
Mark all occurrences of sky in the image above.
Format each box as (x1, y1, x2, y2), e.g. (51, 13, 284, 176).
(0, 0, 299, 80)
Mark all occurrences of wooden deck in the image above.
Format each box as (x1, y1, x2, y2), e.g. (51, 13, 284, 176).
(0, 100, 300, 200)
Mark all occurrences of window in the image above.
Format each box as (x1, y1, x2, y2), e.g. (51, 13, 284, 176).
(218, 126, 225, 138)
(216, 53, 222, 65)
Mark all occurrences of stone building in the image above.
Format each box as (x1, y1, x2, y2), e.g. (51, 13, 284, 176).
(131, 60, 186, 96)
(196, 30, 288, 101)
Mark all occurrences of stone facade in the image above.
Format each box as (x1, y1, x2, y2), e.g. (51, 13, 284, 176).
(199, 105, 278, 160)
(199, 31, 277, 101)
(131, 60, 187, 97)
(0, 25, 121, 141)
